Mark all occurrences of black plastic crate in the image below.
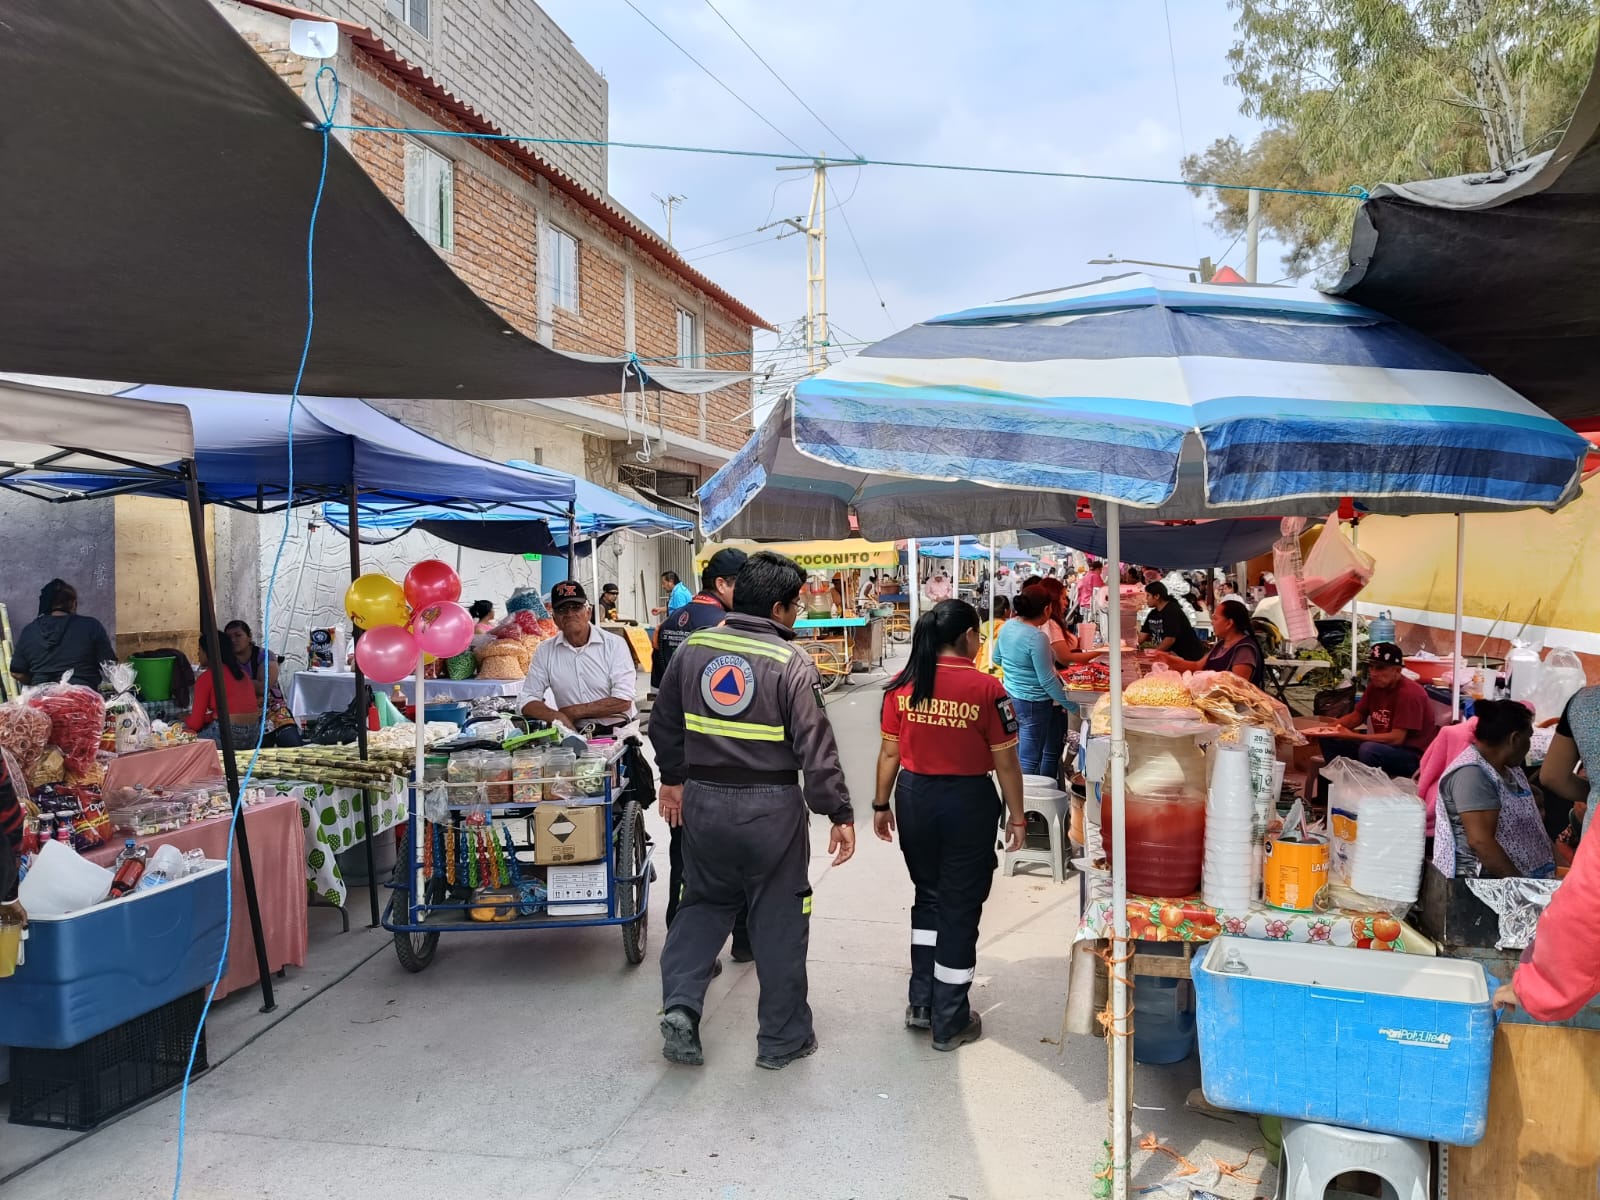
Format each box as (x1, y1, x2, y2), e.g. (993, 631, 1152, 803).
(8, 989, 208, 1130)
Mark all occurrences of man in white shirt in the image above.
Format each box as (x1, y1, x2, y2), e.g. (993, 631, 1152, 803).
(518, 580, 637, 731)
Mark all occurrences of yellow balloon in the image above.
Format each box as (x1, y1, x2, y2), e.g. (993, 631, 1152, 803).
(344, 574, 409, 630)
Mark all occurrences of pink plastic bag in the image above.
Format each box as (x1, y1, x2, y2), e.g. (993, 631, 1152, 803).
(1302, 515, 1374, 615)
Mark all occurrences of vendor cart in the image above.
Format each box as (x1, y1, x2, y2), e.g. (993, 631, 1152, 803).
(381, 742, 652, 971)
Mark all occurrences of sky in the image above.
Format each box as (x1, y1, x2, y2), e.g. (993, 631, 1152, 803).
(539, 0, 1286, 392)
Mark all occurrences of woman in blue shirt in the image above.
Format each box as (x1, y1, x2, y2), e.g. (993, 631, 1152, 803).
(995, 587, 1073, 776)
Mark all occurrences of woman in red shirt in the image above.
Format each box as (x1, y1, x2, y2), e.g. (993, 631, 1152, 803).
(186, 643, 265, 746)
(875, 600, 1027, 1052)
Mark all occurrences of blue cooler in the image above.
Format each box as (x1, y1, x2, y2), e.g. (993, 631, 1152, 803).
(1192, 937, 1495, 1145)
(0, 861, 229, 1050)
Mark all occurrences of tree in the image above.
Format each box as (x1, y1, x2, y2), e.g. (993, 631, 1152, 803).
(1185, 0, 1598, 281)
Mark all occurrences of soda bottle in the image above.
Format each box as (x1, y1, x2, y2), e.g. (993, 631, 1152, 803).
(110, 840, 149, 897)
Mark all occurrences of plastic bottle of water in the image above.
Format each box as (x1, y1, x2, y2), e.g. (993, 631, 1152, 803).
(1369, 611, 1397, 646)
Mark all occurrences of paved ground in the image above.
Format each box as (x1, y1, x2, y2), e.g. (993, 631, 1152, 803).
(3, 655, 1269, 1199)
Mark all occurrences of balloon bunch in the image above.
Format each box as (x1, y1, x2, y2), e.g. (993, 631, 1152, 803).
(343, 559, 476, 684)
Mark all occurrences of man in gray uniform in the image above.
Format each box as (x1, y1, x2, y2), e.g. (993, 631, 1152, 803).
(651, 550, 855, 1070)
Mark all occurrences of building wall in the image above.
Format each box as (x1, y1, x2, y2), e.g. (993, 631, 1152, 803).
(113, 497, 212, 660)
(0, 494, 117, 650)
(231, 0, 609, 191)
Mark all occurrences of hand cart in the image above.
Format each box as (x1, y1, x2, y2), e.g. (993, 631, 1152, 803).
(381, 741, 653, 972)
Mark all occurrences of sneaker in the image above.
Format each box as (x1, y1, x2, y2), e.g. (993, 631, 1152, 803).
(755, 1034, 818, 1070)
(932, 1013, 982, 1052)
(904, 1005, 932, 1031)
(660, 1007, 703, 1066)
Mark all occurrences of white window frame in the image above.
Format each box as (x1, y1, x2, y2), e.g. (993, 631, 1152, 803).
(387, 0, 430, 37)
(404, 141, 453, 251)
(547, 225, 580, 313)
(675, 308, 701, 363)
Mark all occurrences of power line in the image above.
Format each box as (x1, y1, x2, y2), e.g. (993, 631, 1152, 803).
(1162, 0, 1203, 265)
(700, 0, 860, 159)
(619, 0, 809, 155)
(828, 178, 898, 332)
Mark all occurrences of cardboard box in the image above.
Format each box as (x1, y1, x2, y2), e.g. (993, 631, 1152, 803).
(547, 862, 609, 916)
(534, 803, 605, 865)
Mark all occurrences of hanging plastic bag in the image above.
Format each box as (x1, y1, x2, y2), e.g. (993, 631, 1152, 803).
(1302, 515, 1375, 615)
(1535, 648, 1586, 725)
(1273, 517, 1316, 644)
(101, 661, 153, 754)
(374, 690, 406, 728)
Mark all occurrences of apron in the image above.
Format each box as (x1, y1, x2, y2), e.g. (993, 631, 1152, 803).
(1432, 745, 1554, 878)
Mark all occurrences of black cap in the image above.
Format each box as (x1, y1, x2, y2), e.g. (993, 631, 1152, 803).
(550, 580, 588, 610)
(1369, 642, 1404, 667)
(705, 547, 749, 581)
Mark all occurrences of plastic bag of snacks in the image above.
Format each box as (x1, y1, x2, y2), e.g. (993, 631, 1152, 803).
(0, 700, 52, 773)
(1123, 666, 1193, 709)
(1187, 670, 1304, 745)
(100, 661, 153, 753)
(24, 678, 107, 775)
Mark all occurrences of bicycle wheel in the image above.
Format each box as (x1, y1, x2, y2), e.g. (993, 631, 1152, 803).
(392, 871, 445, 974)
(616, 800, 649, 965)
(801, 640, 846, 694)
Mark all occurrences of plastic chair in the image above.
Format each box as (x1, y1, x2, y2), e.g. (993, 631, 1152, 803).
(1278, 1120, 1429, 1200)
(1002, 787, 1069, 883)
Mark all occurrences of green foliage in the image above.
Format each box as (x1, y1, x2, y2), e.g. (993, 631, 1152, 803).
(1185, 0, 1599, 279)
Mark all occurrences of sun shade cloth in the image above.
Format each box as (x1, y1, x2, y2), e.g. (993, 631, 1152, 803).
(321, 461, 691, 547)
(1335, 54, 1600, 427)
(908, 538, 996, 561)
(0, 380, 194, 475)
(771, 274, 1588, 525)
(0, 0, 746, 401)
(1024, 517, 1284, 570)
(11, 385, 576, 512)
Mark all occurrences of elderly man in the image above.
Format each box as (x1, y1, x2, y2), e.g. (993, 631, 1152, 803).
(519, 580, 637, 732)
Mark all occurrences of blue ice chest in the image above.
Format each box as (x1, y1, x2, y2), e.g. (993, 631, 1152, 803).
(1192, 937, 1495, 1146)
(0, 861, 229, 1050)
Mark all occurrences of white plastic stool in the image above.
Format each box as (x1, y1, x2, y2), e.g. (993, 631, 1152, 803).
(1278, 1120, 1429, 1200)
(1002, 787, 1069, 883)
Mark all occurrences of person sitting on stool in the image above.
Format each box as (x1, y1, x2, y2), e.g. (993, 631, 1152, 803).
(1318, 642, 1437, 779)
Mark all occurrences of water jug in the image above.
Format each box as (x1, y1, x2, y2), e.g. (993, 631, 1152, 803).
(1368, 610, 1396, 646)
(1132, 975, 1196, 1064)
(1100, 725, 1207, 897)
(1507, 640, 1543, 708)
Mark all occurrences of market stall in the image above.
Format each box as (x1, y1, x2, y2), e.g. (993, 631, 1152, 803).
(702, 274, 1591, 1199)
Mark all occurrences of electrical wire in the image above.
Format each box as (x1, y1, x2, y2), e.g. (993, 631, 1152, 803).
(620, 0, 809, 155)
(700, 0, 859, 159)
(1162, 0, 1204, 266)
(828, 178, 898, 332)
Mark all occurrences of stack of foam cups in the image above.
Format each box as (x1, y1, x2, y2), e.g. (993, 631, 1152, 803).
(1204, 743, 1255, 913)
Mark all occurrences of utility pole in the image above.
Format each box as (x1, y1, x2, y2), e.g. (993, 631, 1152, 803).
(1244, 187, 1261, 283)
(652, 192, 686, 247)
(777, 157, 856, 373)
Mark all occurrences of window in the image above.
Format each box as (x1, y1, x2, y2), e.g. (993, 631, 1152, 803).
(386, 0, 429, 37)
(547, 226, 579, 313)
(676, 309, 700, 363)
(404, 142, 452, 250)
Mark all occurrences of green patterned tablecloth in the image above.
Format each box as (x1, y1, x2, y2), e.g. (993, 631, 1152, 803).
(267, 778, 407, 907)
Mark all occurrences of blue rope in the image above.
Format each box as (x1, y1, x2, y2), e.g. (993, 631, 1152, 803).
(325, 118, 1369, 201)
(169, 64, 338, 1200)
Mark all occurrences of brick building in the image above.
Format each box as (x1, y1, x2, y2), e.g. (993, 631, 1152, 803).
(189, 0, 771, 638)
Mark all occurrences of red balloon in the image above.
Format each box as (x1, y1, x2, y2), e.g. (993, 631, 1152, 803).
(403, 559, 462, 610)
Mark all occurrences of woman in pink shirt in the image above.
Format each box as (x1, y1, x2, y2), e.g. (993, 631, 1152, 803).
(1076, 560, 1103, 615)
(1496, 829, 1600, 1020)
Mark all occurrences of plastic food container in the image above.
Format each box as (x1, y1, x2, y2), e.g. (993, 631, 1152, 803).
(542, 749, 577, 800)
(574, 750, 609, 797)
(511, 748, 547, 805)
(479, 751, 512, 805)
(109, 802, 188, 837)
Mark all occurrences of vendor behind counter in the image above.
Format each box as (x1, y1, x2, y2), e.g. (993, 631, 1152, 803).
(1433, 699, 1554, 880)
(10, 579, 115, 691)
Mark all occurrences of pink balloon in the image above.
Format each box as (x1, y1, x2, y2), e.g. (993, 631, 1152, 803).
(404, 559, 462, 610)
(412, 601, 474, 659)
(355, 624, 418, 684)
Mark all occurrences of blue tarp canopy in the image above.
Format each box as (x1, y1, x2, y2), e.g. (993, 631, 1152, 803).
(8, 385, 578, 513)
(321, 459, 691, 553)
(1023, 516, 1284, 569)
(907, 537, 994, 561)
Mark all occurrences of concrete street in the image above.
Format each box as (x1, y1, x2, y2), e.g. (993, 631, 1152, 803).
(2, 658, 1267, 1199)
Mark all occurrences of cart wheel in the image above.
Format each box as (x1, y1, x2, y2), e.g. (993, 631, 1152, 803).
(800, 640, 846, 694)
(392, 874, 445, 974)
(617, 800, 649, 965)
(888, 616, 911, 644)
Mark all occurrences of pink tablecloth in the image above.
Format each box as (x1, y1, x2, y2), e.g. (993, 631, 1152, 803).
(102, 741, 223, 795)
(88, 793, 307, 999)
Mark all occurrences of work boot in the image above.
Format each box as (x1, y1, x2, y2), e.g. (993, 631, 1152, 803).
(730, 939, 754, 963)
(660, 1007, 703, 1066)
(932, 1013, 983, 1052)
(904, 1005, 932, 1031)
(755, 1033, 818, 1071)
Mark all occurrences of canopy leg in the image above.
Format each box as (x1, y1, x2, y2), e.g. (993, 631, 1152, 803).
(908, 538, 920, 626)
(1106, 502, 1129, 1200)
(187, 470, 275, 1013)
(1453, 514, 1466, 720)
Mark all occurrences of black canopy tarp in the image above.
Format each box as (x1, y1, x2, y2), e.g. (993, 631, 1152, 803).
(1336, 52, 1600, 428)
(0, 0, 710, 400)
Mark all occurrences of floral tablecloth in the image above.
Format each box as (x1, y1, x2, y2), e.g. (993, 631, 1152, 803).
(266, 778, 407, 907)
(1077, 895, 1408, 952)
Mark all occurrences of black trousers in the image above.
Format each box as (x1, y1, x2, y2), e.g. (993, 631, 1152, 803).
(895, 770, 1002, 1042)
(660, 781, 814, 1057)
(667, 822, 750, 952)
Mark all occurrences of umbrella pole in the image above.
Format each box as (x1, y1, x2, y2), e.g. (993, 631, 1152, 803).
(989, 536, 996, 626)
(908, 539, 920, 626)
(1106, 502, 1130, 1200)
(592, 537, 602, 608)
(1349, 520, 1360, 678)
(186, 468, 276, 1013)
(1452, 514, 1466, 720)
(347, 485, 380, 929)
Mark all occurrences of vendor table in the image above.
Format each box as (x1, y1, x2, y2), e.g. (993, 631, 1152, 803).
(102, 741, 222, 795)
(287, 670, 517, 719)
(1075, 894, 1407, 951)
(1262, 656, 1322, 711)
(265, 777, 407, 907)
(87, 792, 307, 1000)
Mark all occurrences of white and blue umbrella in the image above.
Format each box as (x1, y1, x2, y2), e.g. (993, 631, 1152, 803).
(702, 274, 1588, 539)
